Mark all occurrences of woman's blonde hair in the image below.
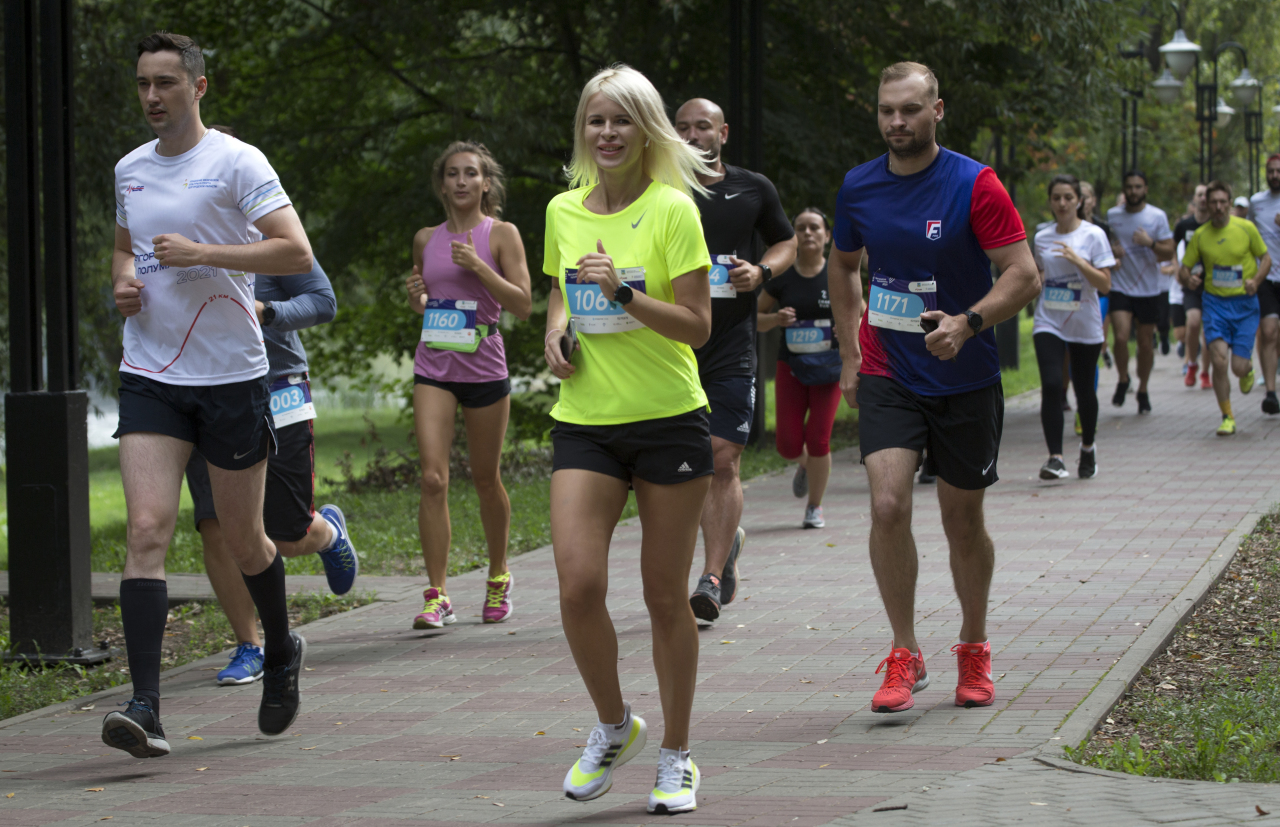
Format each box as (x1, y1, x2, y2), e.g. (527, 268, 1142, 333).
(431, 140, 506, 219)
(565, 64, 711, 198)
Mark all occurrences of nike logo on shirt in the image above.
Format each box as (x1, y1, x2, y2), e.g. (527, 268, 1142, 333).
(724, 192, 741, 200)
(632, 212, 647, 229)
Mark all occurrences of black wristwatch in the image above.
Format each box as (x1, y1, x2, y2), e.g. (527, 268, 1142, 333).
(759, 263, 772, 282)
(964, 310, 983, 336)
(613, 283, 634, 306)
(262, 301, 277, 325)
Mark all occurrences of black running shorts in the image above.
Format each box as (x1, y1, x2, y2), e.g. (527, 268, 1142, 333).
(857, 373, 1004, 490)
(551, 408, 714, 486)
(414, 374, 511, 409)
(114, 372, 273, 471)
(185, 418, 316, 541)
(701, 372, 755, 445)
(1183, 287, 1203, 312)
(1259, 280, 1280, 319)
(1107, 290, 1161, 326)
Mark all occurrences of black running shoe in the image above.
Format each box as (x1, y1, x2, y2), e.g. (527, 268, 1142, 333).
(689, 573, 721, 623)
(1136, 392, 1151, 415)
(1160, 335, 1170, 356)
(101, 697, 170, 758)
(1112, 380, 1129, 407)
(1078, 447, 1098, 479)
(720, 527, 745, 605)
(1264, 393, 1280, 415)
(1177, 341, 1185, 359)
(259, 631, 306, 736)
(1039, 457, 1069, 480)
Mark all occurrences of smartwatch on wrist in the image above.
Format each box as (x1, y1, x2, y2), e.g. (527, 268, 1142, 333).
(964, 310, 983, 336)
(262, 301, 276, 325)
(759, 263, 772, 282)
(614, 283, 634, 306)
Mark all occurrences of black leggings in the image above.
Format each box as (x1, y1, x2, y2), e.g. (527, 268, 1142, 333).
(1034, 332, 1103, 456)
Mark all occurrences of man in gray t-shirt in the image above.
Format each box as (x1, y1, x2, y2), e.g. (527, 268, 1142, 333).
(1105, 172, 1175, 414)
(1248, 155, 1280, 414)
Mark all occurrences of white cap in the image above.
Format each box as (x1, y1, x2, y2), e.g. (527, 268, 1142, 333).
(1234, 196, 1250, 209)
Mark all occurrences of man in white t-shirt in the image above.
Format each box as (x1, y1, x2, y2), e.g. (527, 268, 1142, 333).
(102, 32, 314, 760)
(1105, 171, 1175, 414)
(1248, 154, 1280, 414)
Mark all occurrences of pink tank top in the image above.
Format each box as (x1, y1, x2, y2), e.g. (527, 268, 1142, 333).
(413, 216, 509, 383)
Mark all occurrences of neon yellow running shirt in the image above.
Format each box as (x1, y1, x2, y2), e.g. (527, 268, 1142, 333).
(1183, 216, 1267, 298)
(544, 181, 711, 425)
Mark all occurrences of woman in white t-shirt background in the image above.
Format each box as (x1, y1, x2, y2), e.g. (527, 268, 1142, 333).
(1032, 174, 1116, 481)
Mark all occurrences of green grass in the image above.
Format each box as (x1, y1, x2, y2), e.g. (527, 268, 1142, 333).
(997, 313, 1041, 398)
(1063, 668, 1280, 783)
(0, 591, 374, 721)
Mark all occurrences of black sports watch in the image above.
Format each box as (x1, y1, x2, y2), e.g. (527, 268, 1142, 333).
(759, 263, 772, 282)
(262, 301, 277, 325)
(964, 310, 983, 336)
(613, 283, 634, 306)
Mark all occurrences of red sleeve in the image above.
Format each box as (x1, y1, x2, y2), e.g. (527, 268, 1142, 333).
(970, 167, 1026, 249)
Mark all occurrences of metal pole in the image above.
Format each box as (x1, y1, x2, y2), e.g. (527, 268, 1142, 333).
(746, 0, 766, 446)
(747, 0, 763, 172)
(41, 0, 78, 392)
(726, 0, 742, 167)
(6, 0, 42, 394)
(1132, 95, 1140, 171)
(5, 0, 100, 664)
(1120, 98, 1128, 182)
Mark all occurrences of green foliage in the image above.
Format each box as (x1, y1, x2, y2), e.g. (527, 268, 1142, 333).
(7, 0, 1154, 399)
(1070, 667, 1280, 783)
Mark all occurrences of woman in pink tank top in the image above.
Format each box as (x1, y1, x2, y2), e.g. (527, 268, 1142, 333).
(403, 141, 532, 631)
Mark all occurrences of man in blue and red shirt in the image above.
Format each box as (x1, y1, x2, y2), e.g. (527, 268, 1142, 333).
(828, 62, 1039, 715)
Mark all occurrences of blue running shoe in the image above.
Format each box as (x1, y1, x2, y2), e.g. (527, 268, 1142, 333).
(217, 642, 264, 686)
(318, 503, 358, 595)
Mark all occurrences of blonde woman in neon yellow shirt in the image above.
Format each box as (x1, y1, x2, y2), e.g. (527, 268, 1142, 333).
(543, 64, 712, 815)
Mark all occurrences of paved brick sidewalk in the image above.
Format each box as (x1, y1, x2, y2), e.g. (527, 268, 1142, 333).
(3, 352, 1280, 826)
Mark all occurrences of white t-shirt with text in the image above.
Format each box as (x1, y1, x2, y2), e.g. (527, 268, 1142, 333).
(1106, 203, 1173, 297)
(1248, 190, 1280, 283)
(1032, 221, 1116, 345)
(114, 129, 292, 385)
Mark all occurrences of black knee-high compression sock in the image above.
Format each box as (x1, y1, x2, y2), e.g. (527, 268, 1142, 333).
(119, 578, 168, 715)
(241, 552, 292, 670)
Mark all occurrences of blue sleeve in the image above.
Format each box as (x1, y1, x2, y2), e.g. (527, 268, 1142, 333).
(833, 177, 864, 253)
(260, 260, 337, 332)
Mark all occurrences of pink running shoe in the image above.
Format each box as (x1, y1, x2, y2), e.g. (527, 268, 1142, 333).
(952, 641, 995, 708)
(413, 587, 455, 630)
(483, 572, 514, 623)
(872, 646, 929, 713)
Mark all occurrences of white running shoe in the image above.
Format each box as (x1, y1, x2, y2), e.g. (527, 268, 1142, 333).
(648, 748, 700, 814)
(563, 702, 647, 801)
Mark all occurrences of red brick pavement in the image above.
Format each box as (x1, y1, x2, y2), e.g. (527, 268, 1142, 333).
(2, 355, 1279, 825)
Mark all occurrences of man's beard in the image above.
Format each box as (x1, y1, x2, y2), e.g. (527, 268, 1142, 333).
(884, 127, 932, 159)
(1125, 192, 1145, 207)
(1268, 177, 1280, 194)
(690, 141, 720, 165)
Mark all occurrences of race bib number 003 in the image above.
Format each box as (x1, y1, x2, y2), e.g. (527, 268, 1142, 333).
(1213, 264, 1244, 291)
(868, 274, 937, 332)
(1042, 279, 1083, 312)
(785, 319, 834, 353)
(421, 299, 478, 344)
(268, 376, 316, 429)
(709, 255, 737, 299)
(565, 267, 647, 333)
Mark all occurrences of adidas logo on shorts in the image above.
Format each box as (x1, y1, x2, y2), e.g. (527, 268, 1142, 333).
(737, 421, 751, 433)
(677, 462, 693, 473)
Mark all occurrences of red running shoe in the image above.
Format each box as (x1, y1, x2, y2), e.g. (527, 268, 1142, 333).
(872, 647, 929, 713)
(1184, 363, 1197, 387)
(952, 641, 994, 708)
(1201, 370, 1212, 390)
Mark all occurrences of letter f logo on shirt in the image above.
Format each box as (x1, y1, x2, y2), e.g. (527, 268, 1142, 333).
(926, 220, 942, 240)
